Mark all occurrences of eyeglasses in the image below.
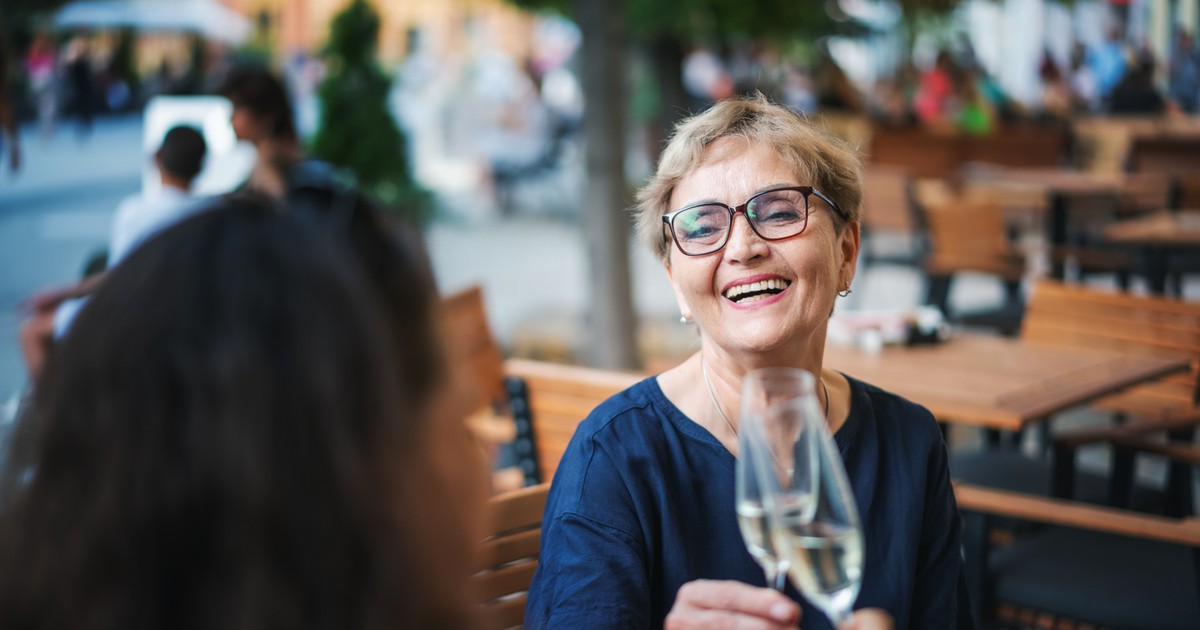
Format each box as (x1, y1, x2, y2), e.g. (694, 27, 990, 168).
(661, 185, 842, 257)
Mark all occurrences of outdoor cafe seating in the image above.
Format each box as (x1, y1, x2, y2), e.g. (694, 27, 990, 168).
(449, 272, 1200, 629)
(449, 113, 1200, 629)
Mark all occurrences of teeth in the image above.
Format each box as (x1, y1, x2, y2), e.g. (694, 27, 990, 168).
(723, 278, 790, 300)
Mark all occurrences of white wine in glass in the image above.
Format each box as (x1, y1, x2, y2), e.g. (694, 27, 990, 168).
(771, 394, 863, 626)
(736, 368, 818, 591)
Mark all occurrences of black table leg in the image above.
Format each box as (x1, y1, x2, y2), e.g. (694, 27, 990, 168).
(1048, 192, 1068, 281)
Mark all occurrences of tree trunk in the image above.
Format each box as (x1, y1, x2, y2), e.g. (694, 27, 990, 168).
(575, 0, 639, 370)
(649, 36, 689, 166)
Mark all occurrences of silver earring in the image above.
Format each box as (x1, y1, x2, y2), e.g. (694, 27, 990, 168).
(680, 315, 693, 324)
(838, 287, 852, 298)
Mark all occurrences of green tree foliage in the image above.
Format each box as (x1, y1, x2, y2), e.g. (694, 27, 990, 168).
(513, 0, 843, 44)
(310, 0, 431, 225)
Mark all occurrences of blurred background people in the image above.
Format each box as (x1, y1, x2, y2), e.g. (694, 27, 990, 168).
(24, 32, 59, 142)
(1038, 50, 1072, 119)
(218, 66, 306, 200)
(1107, 54, 1167, 115)
(913, 50, 957, 131)
(0, 196, 487, 630)
(1089, 27, 1129, 103)
(18, 126, 209, 378)
(1168, 29, 1199, 113)
(814, 46, 864, 114)
(63, 36, 97, 139)
(1068, 41, 1100, 113)
(0, 31, 20, 175)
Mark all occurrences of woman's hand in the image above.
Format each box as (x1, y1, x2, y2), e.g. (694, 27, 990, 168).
(665, 580, 800, 630)
(840, 608, 895, 630)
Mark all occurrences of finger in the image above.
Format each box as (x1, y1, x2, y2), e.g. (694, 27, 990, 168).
(839, 608, 895, 630)
(677, 580, 800, 624)
(677, 609, 798, 630)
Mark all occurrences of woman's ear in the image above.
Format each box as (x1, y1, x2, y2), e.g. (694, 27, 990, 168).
(663, 261, 693, 322)
(838, 220, 861, 285)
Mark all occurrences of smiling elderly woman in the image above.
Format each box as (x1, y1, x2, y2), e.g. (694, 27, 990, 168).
(524, 96, 972, 630)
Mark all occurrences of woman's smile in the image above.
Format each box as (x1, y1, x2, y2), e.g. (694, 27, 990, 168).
(722, 274, 792, 309)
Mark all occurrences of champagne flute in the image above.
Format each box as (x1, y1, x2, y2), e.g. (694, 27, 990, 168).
(736, 368, 818, 591)
(769, 393, 863, 627)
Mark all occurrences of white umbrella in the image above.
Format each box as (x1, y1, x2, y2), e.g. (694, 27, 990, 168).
(55, 0, 253, 46)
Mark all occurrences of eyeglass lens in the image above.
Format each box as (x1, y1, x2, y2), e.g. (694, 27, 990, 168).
(671, 188, 810, 255)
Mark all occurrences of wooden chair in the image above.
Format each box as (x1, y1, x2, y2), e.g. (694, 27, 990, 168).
(504, 359, 638, 483)
(957, 472, 1200, 628)
(1023, 281, 1200, 513)
(1126, 135, 1200, 174)
(1049, 172, 1180, 291)
(440, 286, 527, 489)
(441, 286, 510, 436)
(439, 287, 644, 488)
(1175, 171, 1200, 210)
(475, 483, 551, 629)
(915, 181, 1026, 335)
(859, 164, 925, 268)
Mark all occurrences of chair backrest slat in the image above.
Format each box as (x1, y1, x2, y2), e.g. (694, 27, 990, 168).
(1127, 136, 1200, 174)
(475, 483, 551, 629)
(861, 165, 913, 233)
(1022, 281, 1200, 359)
(917, 184, 1023, 280)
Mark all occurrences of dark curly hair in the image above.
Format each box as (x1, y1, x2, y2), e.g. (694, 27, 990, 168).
(0, 196, 475, 630)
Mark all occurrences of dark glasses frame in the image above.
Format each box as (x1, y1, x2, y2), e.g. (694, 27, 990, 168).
(661, 185, 843, 257)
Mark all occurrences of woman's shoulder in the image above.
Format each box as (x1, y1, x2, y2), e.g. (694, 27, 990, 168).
(572, 376, 677, 446)
(848, 376, 934, 417)
(546, 377, 682, 525)
(844, 374, 942, 441)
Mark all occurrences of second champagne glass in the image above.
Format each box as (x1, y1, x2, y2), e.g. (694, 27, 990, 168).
(736, 368, 818, 591)
(770, 393, 864, 627)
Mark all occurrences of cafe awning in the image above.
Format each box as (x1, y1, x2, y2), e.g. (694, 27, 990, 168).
(55, 0, 252, 46)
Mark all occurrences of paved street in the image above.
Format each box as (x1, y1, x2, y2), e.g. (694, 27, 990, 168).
(0, 116, 146, 408)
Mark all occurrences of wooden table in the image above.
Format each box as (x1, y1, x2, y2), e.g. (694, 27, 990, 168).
(824, 333, 1189, 432)
(964, 168, 1132, 280)
(1104, 210, 1200, 294)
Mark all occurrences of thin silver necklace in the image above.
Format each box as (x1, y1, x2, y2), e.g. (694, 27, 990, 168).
(701, 357, 830, 438)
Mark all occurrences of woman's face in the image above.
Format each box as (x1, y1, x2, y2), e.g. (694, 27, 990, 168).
(664, 137, 859, 359)
(230, 105, 268, 143)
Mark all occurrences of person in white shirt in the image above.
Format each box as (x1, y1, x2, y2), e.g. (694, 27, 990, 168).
(19, 126, 207, 378)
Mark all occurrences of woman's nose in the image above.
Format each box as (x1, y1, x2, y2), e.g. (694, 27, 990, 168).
(723, 212, 768, 262)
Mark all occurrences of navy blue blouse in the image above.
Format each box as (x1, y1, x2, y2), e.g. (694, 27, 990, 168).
(525, 374, 973, 629)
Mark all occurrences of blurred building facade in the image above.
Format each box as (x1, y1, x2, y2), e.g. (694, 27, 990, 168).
(226, 0, 537, 65)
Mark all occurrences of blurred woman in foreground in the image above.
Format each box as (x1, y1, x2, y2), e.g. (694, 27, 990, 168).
(0, 195, 487, 629)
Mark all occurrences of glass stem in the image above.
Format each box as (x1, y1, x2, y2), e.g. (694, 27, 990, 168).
(828, 606, 852, 628)
(763, 561, 787, 591)
(772, 561, 788, 591)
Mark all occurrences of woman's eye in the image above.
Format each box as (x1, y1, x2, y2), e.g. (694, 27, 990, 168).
(753, 201, 803, 223)
(679, 208, 726, 239)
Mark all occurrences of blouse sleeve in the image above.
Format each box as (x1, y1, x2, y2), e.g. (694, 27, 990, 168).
(524, 429, 653, 629)
(525, 511, 651, 629)
(909, 439, 976, 629)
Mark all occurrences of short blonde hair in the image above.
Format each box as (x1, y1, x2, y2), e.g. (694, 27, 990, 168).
(634, 95, 863, 262)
